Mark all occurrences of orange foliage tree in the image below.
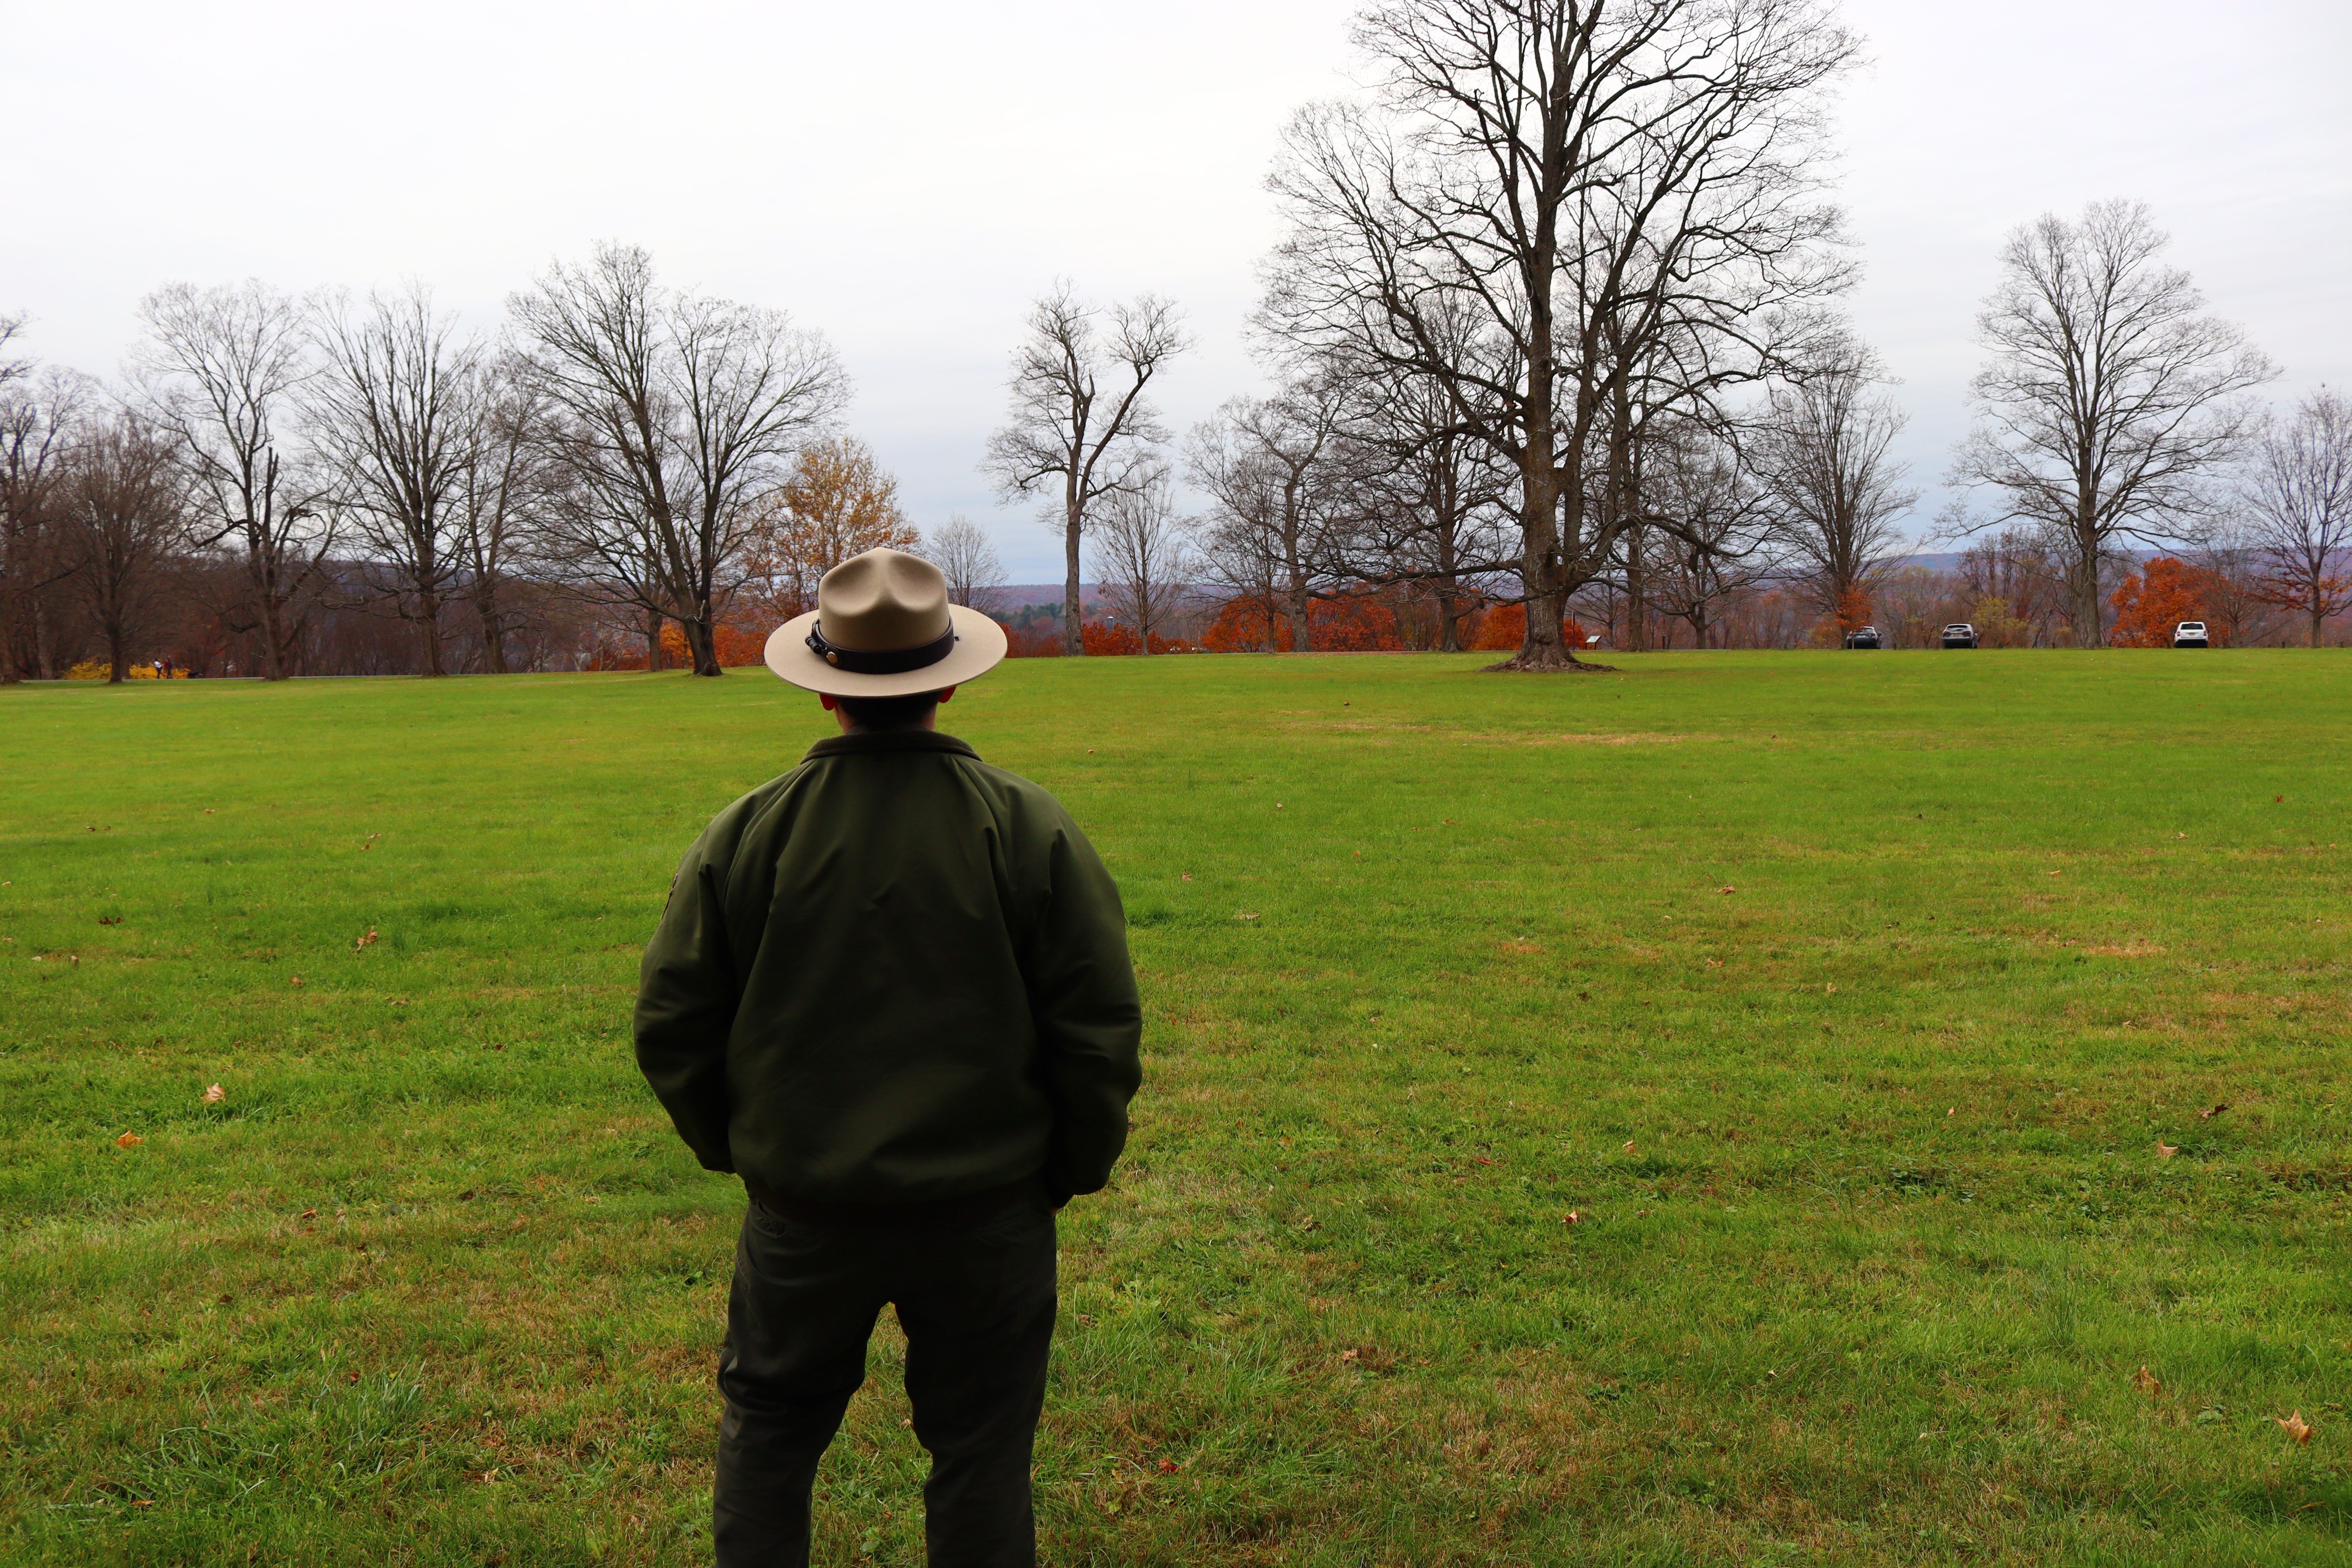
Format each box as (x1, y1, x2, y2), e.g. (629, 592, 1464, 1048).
(1470, 603, 1588, 652)
(1201, 591, 1406, 652)
(1834, 585, 1872, 634)
(2110, 557, 2211, 646)
(662, 619, 769, 668)
(737, 437, 922, 624)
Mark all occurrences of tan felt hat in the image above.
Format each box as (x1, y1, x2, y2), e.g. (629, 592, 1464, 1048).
(764, 547, 1007, 697)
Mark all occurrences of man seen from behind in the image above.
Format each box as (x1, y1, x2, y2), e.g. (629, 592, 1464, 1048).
(633, 548, 1143, 1566)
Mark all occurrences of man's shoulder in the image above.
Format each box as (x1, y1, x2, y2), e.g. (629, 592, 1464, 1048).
(953, 754, 1078, 828)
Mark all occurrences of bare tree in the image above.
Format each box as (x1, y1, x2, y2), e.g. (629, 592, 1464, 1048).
(1324, 317, 1515, 650)
(1956, 526, 2067, 645)
(1641, 417, 1772, 648)
(510, 244, 848, 676)
(2241, 389, 2352, 647)
(311, 285, 485, 676)
(985, 283, 1188, 654)
(62, 412, 191, 682)
(926, 514, 1007, 615)
(1950, 201, 2277, 646)
(455, 356, 554, 673)
(1749, 335, 1915, 620)
(1262, 0, 1858, 671)
(132, 280, 333, 679)
(1, 340, 95, 681)
(1089, 472, 1194, 653)
(1188, 384, 1347, 652)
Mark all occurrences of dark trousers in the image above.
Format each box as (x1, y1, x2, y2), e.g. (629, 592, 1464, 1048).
(713, 1196, 1058, 1567)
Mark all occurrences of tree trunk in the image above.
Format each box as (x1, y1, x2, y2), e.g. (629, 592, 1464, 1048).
(477, 588, 510, 674)
(256, 589, 289, 681)
(645, 609, 666, 671)
(1624, 525, 1649, 652)
(2312, 594, 2327, 649)
(418, 587, 445, 677)
(1062, 476, 1085, 656)
(684, 617, 722, 677)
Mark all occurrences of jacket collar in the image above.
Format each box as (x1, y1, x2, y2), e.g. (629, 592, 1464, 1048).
(802, 729, 980, 764)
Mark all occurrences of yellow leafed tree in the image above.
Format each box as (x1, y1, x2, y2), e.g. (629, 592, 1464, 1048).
(738, 438, 921, 621)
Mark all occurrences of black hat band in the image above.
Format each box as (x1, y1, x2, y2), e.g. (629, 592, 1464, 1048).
(805, 620, 958, 674)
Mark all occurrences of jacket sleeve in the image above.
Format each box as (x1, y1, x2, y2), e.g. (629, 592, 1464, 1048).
(1022, 814, 1144, 1205)
(633, 835, 740, 1173)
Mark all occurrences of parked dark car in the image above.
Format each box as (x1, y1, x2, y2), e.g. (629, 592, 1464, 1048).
(1843, 625, 1882, 649)
(1941, 623, 1979, 649)
(2173, 621, 2210, 648)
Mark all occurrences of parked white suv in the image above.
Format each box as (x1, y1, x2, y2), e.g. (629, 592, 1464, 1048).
(2173, 621, 2210, 648)
(1941, 623, 1979, 649)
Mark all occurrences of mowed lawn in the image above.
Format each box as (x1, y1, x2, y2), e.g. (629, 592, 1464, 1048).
(2, 650, 2348, 1567)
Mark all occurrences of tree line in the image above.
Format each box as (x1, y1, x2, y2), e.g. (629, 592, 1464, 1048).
(990, 2, 2346, 661)
(6, 0, 2347, 685)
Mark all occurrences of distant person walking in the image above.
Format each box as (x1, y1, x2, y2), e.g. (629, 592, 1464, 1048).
(634, 548, 1143, 1567)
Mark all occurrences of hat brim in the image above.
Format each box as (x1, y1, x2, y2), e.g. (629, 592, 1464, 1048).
(764, 604, 1008, 697)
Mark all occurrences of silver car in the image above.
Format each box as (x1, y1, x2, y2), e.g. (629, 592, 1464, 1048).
(2173, 621, 2210, 648)
(1941, 623, 1979, 649)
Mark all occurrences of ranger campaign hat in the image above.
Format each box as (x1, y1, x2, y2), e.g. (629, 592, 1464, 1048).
(765, 547, 1007, 697)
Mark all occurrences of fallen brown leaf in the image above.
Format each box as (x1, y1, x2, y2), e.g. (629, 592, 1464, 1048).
(1563, 1210, 1581, 1225)
(2134, 1365, 2161, 1396)
(201, 1083, 224, 1104)
(300, 1208, 317, 1219)
(1622, 1140, 1636, 1155)
(115, 1131, 143, 1149)
(2157, 1140, 2178, 1160)
(2199, 1102, 2229, 1120)
(289, 975, 303, 988)
(2278, 1410, 2313, 1445)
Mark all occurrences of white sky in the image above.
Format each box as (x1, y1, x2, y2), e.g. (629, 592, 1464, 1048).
(7, 0, 2347, 582)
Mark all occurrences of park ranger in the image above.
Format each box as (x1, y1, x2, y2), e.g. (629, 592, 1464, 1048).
(633, 547, 1143, 1567)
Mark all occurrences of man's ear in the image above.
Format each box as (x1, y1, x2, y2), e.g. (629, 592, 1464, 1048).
(819, 693, 840, 713)
(935, 686, 957, 705)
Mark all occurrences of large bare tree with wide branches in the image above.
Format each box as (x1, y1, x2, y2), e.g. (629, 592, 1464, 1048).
(1261, 0, 1858, 670)
(510, 244, 847, 677)
(1950, 201, 2276, 646)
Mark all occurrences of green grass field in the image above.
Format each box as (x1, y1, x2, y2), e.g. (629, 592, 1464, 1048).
(2, 650, 2348, 1566)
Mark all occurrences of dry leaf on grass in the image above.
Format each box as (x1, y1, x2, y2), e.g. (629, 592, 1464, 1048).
(2278, 1411, 2313, 1446)
(2134, 1365, 2162, 1395)
(354, 927, 379, 953)
(300, 1207, 317, 1218)
(2200, 1103, 2229, 1120)
(201, 1083, 224, 1104)
(1563, 1210, 1582, 1225)
(1622, 1140, 1637, 1155)
(2157, 1141, 2178, 1160)
(114, 1132, 142, 1149)
(289, 975, 304, 988)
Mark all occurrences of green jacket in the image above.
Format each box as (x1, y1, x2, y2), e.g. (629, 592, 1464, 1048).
(633, 729, 1142, 1208)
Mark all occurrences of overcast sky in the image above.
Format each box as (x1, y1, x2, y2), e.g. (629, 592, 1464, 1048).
(7, 0, 2347, 582)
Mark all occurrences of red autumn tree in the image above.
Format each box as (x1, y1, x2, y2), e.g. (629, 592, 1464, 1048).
(2109, 557, 2210, 647)
(1835, 584, 1872, 634)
